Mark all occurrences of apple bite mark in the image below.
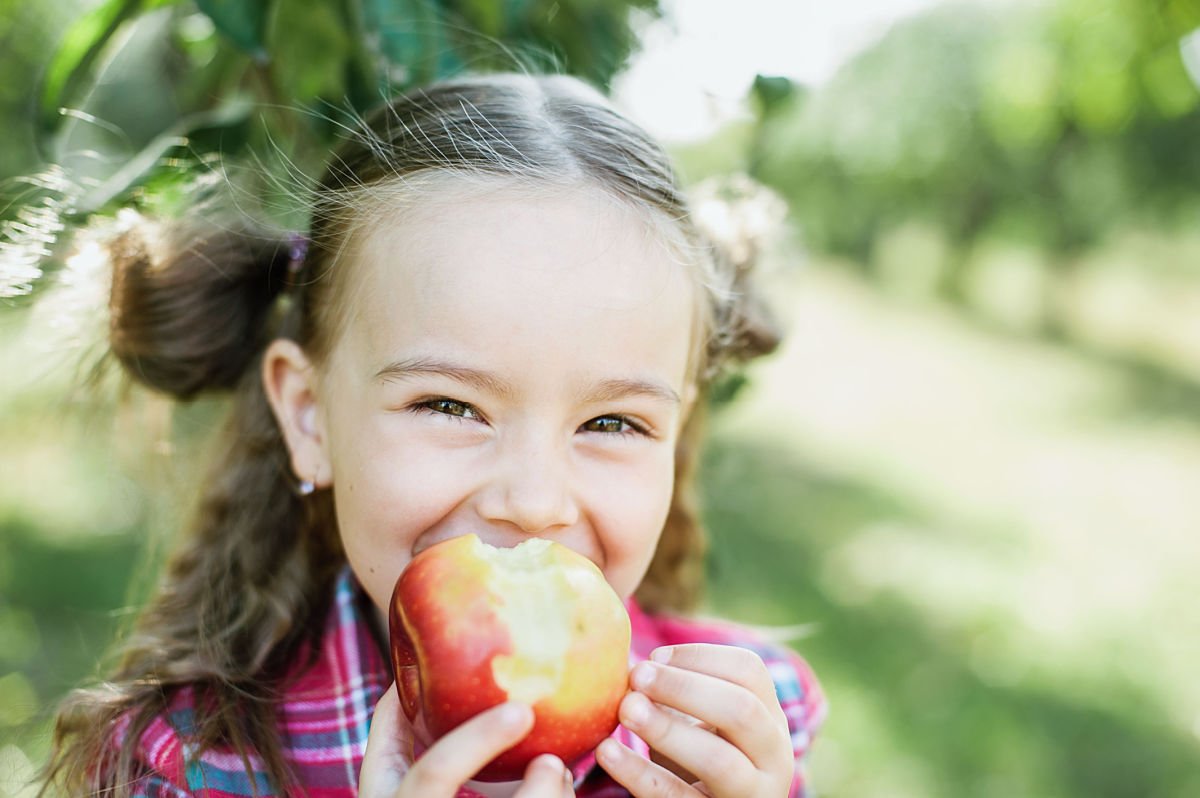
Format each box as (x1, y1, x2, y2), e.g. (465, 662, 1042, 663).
(484, 538, 572, 705)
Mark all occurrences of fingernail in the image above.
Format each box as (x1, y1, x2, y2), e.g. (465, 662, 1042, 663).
(537, 753, 564, 774)
(650, 647, 671, 664)
(499, 703, 530, 727)
(631, 662, 655, 690)
(621, 692, 650, 728)
(597, 738, 622, 762)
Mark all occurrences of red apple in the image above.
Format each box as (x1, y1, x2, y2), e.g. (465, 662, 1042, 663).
(389, 533, 632, 782)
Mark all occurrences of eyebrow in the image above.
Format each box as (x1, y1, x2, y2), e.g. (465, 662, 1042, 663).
(373, 357, 680, 406)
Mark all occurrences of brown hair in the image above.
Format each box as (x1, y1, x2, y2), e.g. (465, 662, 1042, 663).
(40, 72, 778, 797)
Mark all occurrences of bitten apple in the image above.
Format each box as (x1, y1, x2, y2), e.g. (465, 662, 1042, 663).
(389, 534, 632, 782)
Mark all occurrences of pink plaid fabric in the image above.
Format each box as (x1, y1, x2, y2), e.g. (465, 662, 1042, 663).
(118, 568, 825, 797)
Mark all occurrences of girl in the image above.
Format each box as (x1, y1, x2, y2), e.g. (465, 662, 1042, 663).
(40, 72, 825, 798)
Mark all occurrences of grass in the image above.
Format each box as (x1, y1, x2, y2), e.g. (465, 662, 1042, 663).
(701, 263, 1200, 796)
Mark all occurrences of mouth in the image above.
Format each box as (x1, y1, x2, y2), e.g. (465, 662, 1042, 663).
(410, 531, 603, 572)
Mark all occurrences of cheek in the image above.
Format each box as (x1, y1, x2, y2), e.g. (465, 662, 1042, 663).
(587, 448, 677, 596)
(326, 417, 477, 611)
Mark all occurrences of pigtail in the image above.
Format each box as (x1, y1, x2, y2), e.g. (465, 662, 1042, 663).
(40, 212, 342, 797)
(695, 174, 788, 383)
(634, 404, 709, 614)
(636, 176, 787, 615)
(107, 216, 294, 399)
(708, 249, 782, 370)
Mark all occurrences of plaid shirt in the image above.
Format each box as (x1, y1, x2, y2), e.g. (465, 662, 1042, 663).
(121, 567, 825, 797)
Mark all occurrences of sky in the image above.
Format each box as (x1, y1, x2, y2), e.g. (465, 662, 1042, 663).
(613, 0, 948, 142)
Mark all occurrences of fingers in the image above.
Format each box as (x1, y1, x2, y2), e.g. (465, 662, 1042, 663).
(359, 690, 574, 798)
(610, 645, 795, 797)
(595, 738, 704, 798)
(392, 702, 535, 797)
(512, 754, 576, 798)
(623, 690, 768, 796)
(651, 645, 784, 721)
(358, 686, 417, 797)
(628, 658, 788, 775)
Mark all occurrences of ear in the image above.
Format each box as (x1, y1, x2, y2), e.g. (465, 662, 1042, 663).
(262, 338, 332, 489)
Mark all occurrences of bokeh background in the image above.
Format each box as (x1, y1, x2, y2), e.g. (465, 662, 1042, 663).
(3, 0, 1200, 796)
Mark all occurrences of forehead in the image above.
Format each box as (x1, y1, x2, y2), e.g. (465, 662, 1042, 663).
(331, 178, 699, 383)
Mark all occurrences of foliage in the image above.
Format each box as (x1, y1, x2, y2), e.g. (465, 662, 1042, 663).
(757, 0, 1200, 277)
(0, 5, 50, 172)
(1, 0, 660, 296)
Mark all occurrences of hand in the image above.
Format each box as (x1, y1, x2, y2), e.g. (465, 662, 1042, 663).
(359, 685, 576, 798)
(595, 644, 793, 798)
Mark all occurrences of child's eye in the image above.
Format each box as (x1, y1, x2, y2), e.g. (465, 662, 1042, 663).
(417, 398, 482, 421)
(580, 415, 649, 437)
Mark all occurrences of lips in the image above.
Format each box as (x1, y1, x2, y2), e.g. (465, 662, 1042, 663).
(409, 530, 604, 571)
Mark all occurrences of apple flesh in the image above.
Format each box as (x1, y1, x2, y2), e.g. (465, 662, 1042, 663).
(389, 534, 632, 782)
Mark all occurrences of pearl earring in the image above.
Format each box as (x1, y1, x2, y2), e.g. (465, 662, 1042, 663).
(297, 478, 315, 496)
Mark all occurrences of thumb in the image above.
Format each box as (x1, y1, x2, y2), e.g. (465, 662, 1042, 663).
(359, 684, 417, 797)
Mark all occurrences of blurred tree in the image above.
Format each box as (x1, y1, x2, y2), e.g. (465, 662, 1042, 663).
(1, 0, 660, 297)
(0, 1, 75, 182)
(755, 0, 1200, 326)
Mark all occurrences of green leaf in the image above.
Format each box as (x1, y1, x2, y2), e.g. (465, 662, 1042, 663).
(752, 75, 797, 116)
(466, 0, 505, 37)
(334, 0, 385, 110)
(196, 0, 271, 62)
(364, 0, 460, 87)
(77, 97, 255, 214)
(269, 0, 352, 101)
(39, 0, 146, 129)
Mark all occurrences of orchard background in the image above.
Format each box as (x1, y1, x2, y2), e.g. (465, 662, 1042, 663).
(2, 1, 1199, 795)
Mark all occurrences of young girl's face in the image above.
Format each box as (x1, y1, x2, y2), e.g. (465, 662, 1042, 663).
(268, 179, 698, 623)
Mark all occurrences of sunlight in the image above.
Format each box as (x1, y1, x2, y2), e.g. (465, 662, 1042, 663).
(616, 0, 950, 141)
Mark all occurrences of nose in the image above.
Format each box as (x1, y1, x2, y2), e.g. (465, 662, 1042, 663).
(475, 432, 580, 535)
